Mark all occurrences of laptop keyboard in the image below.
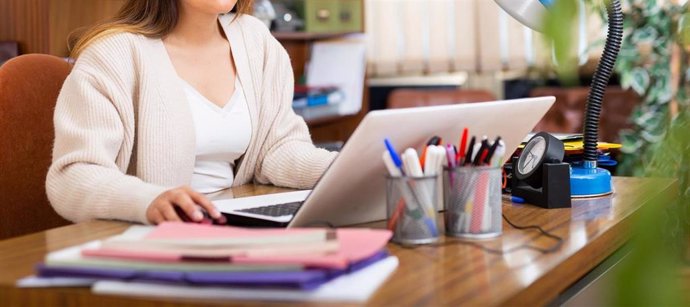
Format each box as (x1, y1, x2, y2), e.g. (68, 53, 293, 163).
(236, 202, 302, 217)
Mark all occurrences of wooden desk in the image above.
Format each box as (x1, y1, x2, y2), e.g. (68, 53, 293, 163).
(0, 177, 676, 306)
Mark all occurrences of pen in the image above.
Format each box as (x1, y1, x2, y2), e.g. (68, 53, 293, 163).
(490, 140, 506, 167)
(420, 136, 441, 168)
(424, 145, 445, 212)
(382, 151, 403, 177)
(511, 196, 526, 204)
(386, 199, 405, 231)
(457, 128, 469, 164)
(403, 148, 424, 177)
(428, 136, 442, 146)
(484, 136, 502, 165)
(422, 145, 433, 175)
(424, 146, 444, 176)
(470, 171, 489, 233)
(384, 138, 405, 174)
(476, 148, 489, 166)
(464, 136, 476, 166)
(446, 144, 457, 169)
(382, 148, 408, 231)
(472, 138, 489, 166)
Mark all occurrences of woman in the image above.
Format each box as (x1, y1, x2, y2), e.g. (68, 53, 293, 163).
(47, 0, 337, 225)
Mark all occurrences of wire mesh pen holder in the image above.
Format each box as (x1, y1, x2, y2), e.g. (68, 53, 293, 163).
(443, 167, 502, 239)
(386, 175, 440, 245)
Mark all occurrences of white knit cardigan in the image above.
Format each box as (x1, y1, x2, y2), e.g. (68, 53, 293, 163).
(46, 14, 337, 224)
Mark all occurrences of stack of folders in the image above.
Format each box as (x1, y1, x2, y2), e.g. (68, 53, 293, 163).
(518, 133, 622, 167)
(292, 85, 345, 120)
(27, 223, 398, 303)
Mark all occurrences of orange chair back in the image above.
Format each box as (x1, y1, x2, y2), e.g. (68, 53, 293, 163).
(0, 54, 72, 239)
(387, 89, 496, 109)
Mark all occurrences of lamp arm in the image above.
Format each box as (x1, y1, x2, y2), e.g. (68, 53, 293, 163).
(582, 0, 623, 163)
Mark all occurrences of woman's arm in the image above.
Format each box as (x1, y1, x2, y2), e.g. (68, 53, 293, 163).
(253, 40, 338, 189)
(46, 68, 168, 224)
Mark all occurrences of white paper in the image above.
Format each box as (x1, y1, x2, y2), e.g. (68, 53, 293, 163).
(16, 276, 97, 288)
(307, 36, 367, 118)
(92, 256, 399, 303)
(214, 190, 311, 212)
(45, 228, 153, 265)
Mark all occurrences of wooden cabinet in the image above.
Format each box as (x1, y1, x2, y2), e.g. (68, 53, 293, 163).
(48, 0, 126, 56)
(0, 0, 126, 56)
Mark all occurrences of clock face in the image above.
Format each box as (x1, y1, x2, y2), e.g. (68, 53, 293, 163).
(518, 136, 546, 176)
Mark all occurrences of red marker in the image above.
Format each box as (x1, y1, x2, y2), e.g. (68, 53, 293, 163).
(457, 128, 469, 164)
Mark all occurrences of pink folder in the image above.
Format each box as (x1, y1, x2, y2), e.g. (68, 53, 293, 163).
(82, 223, 392, 269)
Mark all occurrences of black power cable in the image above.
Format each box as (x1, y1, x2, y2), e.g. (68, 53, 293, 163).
(410, 214, 564, 255)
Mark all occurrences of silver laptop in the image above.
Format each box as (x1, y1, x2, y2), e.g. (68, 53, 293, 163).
(214, 96, 555, 227)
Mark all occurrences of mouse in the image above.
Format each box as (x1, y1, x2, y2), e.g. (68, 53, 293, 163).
(174, 206, 227, 225)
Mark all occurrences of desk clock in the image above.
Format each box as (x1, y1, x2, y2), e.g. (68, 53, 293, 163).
(512, 132, 572, 209)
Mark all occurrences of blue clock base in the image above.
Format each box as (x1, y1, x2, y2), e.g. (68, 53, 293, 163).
(570, 162, 613, 198)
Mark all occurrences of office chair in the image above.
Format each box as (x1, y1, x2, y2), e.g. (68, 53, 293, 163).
(530, 86, 640, 142)
(0, 54, 72, 239)
(386, 88, 496, 109)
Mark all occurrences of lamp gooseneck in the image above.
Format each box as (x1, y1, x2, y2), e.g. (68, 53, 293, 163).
(583, 0, 623, 164)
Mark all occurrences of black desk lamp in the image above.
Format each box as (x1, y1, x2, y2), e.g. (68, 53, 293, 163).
(496, 0, 623, 197)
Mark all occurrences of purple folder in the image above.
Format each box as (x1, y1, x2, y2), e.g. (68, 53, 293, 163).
(37, 251, 388, 290)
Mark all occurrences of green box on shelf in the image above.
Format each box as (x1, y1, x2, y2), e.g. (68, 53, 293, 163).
(280, 0, 363, 33)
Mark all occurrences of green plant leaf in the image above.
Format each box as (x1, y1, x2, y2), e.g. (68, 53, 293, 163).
(629, 67, 651, 94)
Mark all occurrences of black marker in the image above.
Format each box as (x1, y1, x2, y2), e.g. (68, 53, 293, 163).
(484, 136, 502, 164)
(473, 138, 489, 166)
(463, 136, 476, 166)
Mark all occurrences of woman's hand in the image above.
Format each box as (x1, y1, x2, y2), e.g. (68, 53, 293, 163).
(146, 186, 223, 224)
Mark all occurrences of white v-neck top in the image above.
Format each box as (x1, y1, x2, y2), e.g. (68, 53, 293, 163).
(182, 78, 252, 193)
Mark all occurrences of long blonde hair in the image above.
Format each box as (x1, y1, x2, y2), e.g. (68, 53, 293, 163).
(69, 0, 253, 58)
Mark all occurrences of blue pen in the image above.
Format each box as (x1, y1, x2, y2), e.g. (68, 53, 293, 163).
(384, 138, 404, 174)
(511, 196, 526, 204)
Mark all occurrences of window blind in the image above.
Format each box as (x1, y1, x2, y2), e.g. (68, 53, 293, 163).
(366, 0, 603, 77)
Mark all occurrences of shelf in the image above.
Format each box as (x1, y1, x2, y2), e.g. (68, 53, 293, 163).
(271, 31, 361, 41)
(368, 72, 469, 87)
